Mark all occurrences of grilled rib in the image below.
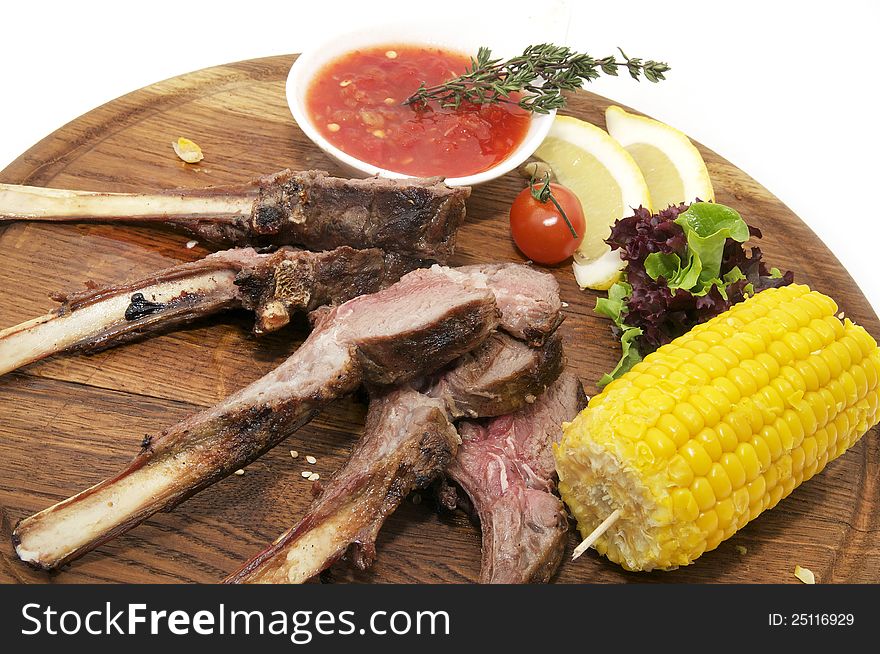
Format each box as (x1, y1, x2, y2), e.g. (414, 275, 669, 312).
(446, 372, 587, 583)
(226, 387, 458, 584)
(0, 246, 407, 377)
(225, 331, 564, 584)
(0, 170, 470, 261)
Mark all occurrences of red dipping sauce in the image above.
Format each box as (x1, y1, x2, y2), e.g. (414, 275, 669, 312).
(306, 45, 532, 178)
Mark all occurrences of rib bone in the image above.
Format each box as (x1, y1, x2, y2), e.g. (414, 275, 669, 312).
(0, 248, 258, 376)
(0, 183, 251, 222)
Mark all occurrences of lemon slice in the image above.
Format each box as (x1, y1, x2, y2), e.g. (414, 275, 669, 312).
(605, 105, 714, 210)
(534, 115, 651, 265)
(572, 249, 626, 291)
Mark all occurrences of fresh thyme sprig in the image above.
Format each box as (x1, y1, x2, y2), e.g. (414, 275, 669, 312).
(405, 44, 670, 114)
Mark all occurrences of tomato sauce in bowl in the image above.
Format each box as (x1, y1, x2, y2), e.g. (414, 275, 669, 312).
(305, 45, 532, 178)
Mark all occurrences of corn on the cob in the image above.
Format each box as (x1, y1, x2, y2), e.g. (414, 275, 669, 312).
(556, 284, 880, 571)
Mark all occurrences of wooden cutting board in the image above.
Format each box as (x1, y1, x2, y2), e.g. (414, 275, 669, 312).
(0, 55, 877, 584)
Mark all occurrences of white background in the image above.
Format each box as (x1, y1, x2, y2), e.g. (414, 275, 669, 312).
(1, 0, 878, 310)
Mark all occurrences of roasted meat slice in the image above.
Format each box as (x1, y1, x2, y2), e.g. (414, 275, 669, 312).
(0, 246, 404, 376)
(13, 265, 500, 570)
(425, 331, 564, 419)
(0, 170, 470, 261)
(446, 372, 587, 583)
(226, 331, 565, 584)
(448, 263, 563, 346)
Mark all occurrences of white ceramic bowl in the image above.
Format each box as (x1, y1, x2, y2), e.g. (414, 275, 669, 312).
(286, 23, 555, 187)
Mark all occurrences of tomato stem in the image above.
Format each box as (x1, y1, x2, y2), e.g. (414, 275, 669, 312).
(530, 173, 579, 238)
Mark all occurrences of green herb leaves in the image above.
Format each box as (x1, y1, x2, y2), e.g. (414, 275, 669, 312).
(405, 44, 670, 114)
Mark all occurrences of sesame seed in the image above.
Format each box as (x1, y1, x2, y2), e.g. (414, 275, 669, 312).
(308, 473, 320, 482)
(372, 129, 386, 138)
(339, 79, 352, 87)
(327, 123, 341, 132)
(561, 301, 569, 308)
(385, 50, 398, 59)
(306, 455, 317, 464)
(290, 450, 299, 459)
(186, 240, 198, 249)
(301, 471, 312, 478)
(384, 97, 396, 105)
(234, 469, 245, 476)
(837, 311, 846, 319)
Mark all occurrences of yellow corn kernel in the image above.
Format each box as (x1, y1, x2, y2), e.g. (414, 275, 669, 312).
(793, 399, 819, 437)
(691, 477, 716, 511)
(668, 454, 695, 486)
(692, 352, 727, 379)
(716, 421, 739, 452)
(679, 440, 712, 477)
(707, 463, 733, 500)
(672, 488, 700, 522)
(741, 359, 771, 389)
(696, 428, 723, 460)
(828, 340, 853, 371)
(841, 334, 864, 365)
(713, 376, 742, 405)
(775, 416, 794, 450)
(715, 497, 736, 528)
(799, 325, 824, 352)
(696, 510, 718, 534)
(755, 352, 780, 380)
(725, 410, 753, 442)
(719, 452, 746, 490)
(750, 435, 772, 471)
(783, 409, 806, 449)
(736, 442, 762, 481)
(747, 475, 767, 504)
(683, 339, 710, 354)
(657, 413, 690, 447)
(708, 345, 739, 370)
(684, 361, 717, 385)
(644, 427, 677, 460)
(732, 487, 750, 515)
(673, 402, 705, 435)
(782, 331, 811, 360)
(796, 358, 822, 391)
(728, 367, 758, 396)
(760, 424, 784, 461)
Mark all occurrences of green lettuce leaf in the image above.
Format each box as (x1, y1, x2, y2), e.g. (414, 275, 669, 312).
(595, 281, 632, 329)
(644, 250, 702, 292)
(644, 252, 680, 282)
(598, 326, 643, 388)
(673, 202, 749, 288)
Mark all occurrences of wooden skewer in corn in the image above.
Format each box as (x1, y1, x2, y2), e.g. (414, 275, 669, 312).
(571, 509, 621, 560)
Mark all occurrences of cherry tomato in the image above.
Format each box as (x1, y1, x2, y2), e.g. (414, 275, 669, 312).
(509, 181, 586, 265)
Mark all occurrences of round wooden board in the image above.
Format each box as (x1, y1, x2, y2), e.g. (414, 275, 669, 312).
(0, 55, 877, 584)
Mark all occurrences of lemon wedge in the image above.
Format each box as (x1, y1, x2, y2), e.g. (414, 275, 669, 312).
(605, 105, 714, 210)
(572, 249, 626, 291)
(534, 115, 651, 265)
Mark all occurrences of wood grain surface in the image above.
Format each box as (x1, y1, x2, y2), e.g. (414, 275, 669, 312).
(0, 55, 877, 584)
